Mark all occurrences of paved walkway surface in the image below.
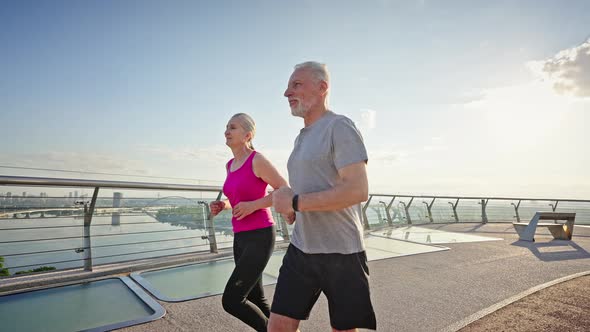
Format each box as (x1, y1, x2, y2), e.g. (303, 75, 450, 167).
(459, 274, 590, 332)
(116, 223, 590, 332)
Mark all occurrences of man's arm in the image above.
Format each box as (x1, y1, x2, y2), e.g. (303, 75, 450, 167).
(273, 161, 368, 213)
(299, 161, 368, 211)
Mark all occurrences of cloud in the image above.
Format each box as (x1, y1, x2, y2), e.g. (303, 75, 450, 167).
(368, 149, 407, 165)
(140, 145, 229, 163)
(0, 151, 153, 178)
(423, 136, 447, 152)
(528, 38, 590, 97)
(453, 38, 590, 110)
(460, 81, 569, 112)
(16, 152, 147, 172)
(139, 144, 293, 180)
(359, 109, 377, 130)
(450, 89, 486, 106)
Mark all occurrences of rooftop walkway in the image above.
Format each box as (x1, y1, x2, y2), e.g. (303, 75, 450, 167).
(115, 223, 590, 332)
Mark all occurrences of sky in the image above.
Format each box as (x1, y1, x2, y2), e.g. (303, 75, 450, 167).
(1, 0, 589, 199)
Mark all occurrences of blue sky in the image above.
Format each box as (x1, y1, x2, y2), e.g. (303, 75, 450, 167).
(1, 0, 589, 198)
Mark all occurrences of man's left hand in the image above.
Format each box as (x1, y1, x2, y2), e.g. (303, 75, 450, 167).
(273, 186, 295, 214)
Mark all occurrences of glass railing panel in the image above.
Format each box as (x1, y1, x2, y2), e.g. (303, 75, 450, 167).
(0, 193, 91, 275)
(430, 201, 457, 223)
(554, 201, 590, 224)
(0, 277, 164, 331)
(2, 175, 590, 281)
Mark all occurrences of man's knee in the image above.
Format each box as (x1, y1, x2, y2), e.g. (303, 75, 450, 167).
(268, 313, 300, 332)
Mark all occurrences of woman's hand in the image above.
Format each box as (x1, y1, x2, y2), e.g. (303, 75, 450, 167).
(233, 201, 257, 220)
(272, 186, 295, 214)
(282, 212, 296, 225)
(209, 201, 226, 217)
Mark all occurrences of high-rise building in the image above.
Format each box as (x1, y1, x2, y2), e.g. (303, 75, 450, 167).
(113, 192, 123, 208)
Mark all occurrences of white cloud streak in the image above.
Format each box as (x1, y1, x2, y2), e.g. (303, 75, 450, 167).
(360, 109, 377, 130)
(140, 144, 230, 163)
(528, 38, 590, 98)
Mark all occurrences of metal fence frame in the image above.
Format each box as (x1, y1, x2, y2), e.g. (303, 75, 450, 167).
(1, 175, 589, 274)
(0, 176, 225, 272)
(363, 193, 590, 229)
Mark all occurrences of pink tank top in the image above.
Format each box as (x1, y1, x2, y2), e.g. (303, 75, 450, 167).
(223, 151, 274, 233)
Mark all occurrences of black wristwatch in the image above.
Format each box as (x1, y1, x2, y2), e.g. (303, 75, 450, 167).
(292, 194, 299, 212)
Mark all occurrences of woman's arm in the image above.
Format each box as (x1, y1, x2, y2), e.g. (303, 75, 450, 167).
(210, 199, 231, 217)
(232, 153, 289, 220)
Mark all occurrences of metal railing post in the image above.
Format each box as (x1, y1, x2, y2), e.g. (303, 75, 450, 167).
(549, 200, 559, 223)
(400, 197, 414, 224)
(204, 191, 223, 254)
(385, 196, 396, 226)
(361, 195, 373, 230)
(378, 201, 391, 226)
(83, 187, 99, 271)
(423, 198, 435, 223)
(449, 199, 460, 222)
(479, 199, 489, 223)
(511, 200, 521, 222)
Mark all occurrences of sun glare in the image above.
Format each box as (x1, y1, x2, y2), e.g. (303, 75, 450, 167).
(462, 80, 575, 144)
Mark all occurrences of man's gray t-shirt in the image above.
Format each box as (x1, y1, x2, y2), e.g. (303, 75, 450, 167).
(288, 111, 368, 254)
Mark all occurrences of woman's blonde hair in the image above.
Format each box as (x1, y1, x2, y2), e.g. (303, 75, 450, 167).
(231, 113, 256, 149)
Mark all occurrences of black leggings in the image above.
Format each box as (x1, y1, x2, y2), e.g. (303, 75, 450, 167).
(222, 226, 275, 332)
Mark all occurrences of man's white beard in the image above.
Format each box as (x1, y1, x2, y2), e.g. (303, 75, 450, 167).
(291, 103, 307, 117)
(290, 98, 314, 117)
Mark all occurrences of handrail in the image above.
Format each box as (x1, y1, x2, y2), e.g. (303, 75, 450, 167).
(1, 175, 589, 276)
(0, 175, 226, 274)
(0, 175, 222, 192)
(363, 193, 589, 229)
(2, 175, 588, 202)
(369, 193, 590, 203)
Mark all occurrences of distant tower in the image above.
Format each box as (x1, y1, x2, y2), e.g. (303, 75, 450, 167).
(112, 192, 123, 226)
(113, 192, 123, 208)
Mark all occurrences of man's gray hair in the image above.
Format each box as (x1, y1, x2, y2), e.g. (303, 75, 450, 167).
(294, 61, 330, 107)
(294, 61, 330, 85)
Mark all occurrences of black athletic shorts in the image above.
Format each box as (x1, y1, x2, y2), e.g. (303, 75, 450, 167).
(270, 244, 377, 330)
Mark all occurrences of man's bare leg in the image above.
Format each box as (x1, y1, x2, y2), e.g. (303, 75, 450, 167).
(267, 313, 301, 332)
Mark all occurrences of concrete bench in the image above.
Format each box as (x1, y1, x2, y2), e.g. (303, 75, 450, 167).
(513, 212, 576, 242)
